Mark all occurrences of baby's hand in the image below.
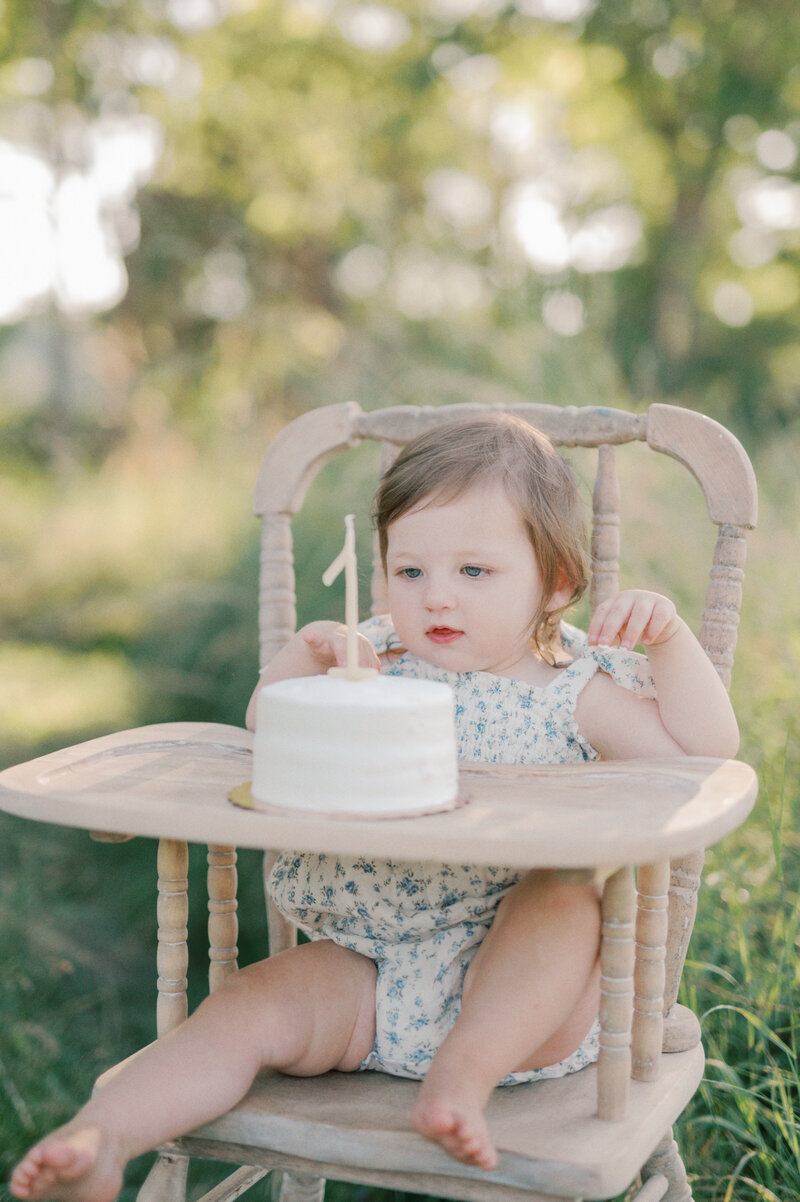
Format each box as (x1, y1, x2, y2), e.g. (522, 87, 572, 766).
(302, 623, 381, 672)
(587, 590, 681, 651)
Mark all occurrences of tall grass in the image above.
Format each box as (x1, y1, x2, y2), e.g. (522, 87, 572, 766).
(677, 733, 800, 1202)
(1, 429, 798, 1202)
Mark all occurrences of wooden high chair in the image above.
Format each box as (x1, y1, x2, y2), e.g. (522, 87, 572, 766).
(1, 401, 759, 1202)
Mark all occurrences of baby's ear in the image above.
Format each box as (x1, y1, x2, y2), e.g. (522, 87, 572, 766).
(548, 566, 574, 612)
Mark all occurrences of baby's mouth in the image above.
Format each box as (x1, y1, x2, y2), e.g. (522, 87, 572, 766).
(426, 626, 464, 644)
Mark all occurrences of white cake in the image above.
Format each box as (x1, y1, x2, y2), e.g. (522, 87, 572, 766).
(251, 674, 458, 817)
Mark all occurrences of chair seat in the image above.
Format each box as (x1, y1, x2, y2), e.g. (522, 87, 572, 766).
(100, 1044, 703, 1201)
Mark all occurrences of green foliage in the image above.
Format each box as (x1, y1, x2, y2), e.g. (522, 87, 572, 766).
(2, 0, 800, 465)
(1, 1, 800, 1198)
(1, 448, 799, 1201)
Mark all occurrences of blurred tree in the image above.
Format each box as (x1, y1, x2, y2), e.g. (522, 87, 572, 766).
(1, 0, 799, 753)
(2, 0, 799, 466)
(1, 14, 798, 1198)
(584, 0, 800, 434)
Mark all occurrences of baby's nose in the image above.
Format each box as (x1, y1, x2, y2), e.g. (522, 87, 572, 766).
(423, 578, 455, 610)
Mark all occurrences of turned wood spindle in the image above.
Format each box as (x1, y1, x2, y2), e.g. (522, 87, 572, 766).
(632, 860, 669, 1081)
(272, 1171, 327, 1202)
(598, 865, 636, 1120)
(591, 444, 621, 612)
(258, 514, 300, 960)
(156, 838, 189, 1037)
(663, 851, 705, 1018)
(259, 512, 297, 670)
(699, 524, 747, 689)
(207, 845, 239, 992)
(657, 524, 741, 1033)
(641, 1129, 693, 1202)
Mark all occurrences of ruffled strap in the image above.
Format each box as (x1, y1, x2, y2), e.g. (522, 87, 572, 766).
(550, 630, 658, 761)
(585, 645, 657, 698)
(358, 613, 406, 656)
(554, 629, 657, 704)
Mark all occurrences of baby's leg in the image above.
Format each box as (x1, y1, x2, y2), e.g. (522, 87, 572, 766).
(11, 940, 376, 1202)
(413, 871, 600, 1170)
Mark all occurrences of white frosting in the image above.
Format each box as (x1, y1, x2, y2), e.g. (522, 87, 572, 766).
(252, 674, 458, 816)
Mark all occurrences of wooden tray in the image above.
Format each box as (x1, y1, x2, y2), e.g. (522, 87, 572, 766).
(0, 722, 758, 868)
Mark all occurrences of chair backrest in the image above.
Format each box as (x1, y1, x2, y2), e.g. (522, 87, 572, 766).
(254, 401, 756, 679)
(252, 401, 757, 1013)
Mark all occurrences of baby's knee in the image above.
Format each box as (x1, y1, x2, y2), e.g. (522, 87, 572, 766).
(503, 870, 601, 934)
(196, 961, 271, 1023)
(198, 941, 376, 1020)
(542, 872, 601, 928)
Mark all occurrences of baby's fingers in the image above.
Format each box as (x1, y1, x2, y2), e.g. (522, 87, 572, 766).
(589, 590, 679, 649)
(331, 631, 379, 669)
(305, 627, 380, 671)
(301, 628, 338, 666)
(357, 635, 382, 671)
(638, 596, 680, 646)
(323, 628, 353, 668)
(302, 629, 331, 651)
(615, 594, 658, 649)
(619, 592, 679, 647)
(338, 631, 382, 671)
(587, 595, 635, 647)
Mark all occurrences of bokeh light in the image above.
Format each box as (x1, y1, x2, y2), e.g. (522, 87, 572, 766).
(0, 115, 162, 323)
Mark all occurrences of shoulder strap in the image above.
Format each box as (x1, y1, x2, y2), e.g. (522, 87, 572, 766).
(553, 645, 657, 709)
(358, 614, 404, 656)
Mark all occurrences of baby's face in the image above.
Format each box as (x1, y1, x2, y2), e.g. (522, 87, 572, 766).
(385, 481, 561, 677)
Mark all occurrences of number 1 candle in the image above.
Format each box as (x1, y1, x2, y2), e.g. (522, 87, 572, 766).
(323, 514, 378, 681)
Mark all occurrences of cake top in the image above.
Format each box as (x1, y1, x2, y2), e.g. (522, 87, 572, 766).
(259, 673, 454, 710)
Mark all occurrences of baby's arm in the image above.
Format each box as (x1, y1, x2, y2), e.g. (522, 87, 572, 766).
(245, 621, 381, 730)
(577, 590, 739, 760)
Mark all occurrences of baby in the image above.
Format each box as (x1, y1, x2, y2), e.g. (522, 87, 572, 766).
(11, 413, 738, 1202)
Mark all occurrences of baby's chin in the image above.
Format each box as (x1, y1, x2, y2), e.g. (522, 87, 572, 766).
(411, 638, 542, 680)
(411, 638, 482, 674)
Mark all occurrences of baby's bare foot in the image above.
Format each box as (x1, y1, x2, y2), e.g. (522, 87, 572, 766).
(10, 1126, 125, 1202)
(413, 1079, 497, 1171)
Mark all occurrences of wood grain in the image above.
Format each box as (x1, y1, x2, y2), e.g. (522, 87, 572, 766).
(0, 727, 757, 868)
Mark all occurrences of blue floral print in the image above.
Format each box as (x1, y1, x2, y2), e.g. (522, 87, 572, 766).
(267, 616, 656, 1084)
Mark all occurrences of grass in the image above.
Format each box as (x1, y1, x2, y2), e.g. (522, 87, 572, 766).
(1, 427, 798, 1202)
(4, 749, 798, 1202)
(676, 752, 800, 1200)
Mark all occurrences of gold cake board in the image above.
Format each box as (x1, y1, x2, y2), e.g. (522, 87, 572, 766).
(228, 781, 462, 821)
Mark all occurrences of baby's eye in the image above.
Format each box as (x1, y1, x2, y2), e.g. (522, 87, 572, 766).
(462, 565, 486, 578)
(398, 567, 422, 579)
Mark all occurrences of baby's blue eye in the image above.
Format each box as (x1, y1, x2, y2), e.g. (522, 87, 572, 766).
(462, 565, 484, 578)
(400, 567, 422, 579)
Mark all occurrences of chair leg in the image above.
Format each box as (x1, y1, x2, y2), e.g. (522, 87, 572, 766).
(271, 1171, 326, 1202)
(641, 1130, 692, 1202)
(136, 1151, 189, 1202)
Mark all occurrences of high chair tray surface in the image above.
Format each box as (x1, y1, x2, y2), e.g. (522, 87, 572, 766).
(0, 721, 757, 867)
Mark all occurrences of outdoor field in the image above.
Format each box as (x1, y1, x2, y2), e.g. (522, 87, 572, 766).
(1, 1, 799, 1199)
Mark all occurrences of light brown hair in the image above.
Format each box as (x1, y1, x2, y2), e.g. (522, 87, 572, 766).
(373, 412, 589, 660)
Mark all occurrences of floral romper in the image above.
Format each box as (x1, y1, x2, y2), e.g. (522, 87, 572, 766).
(267, 616, 656, 1084)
